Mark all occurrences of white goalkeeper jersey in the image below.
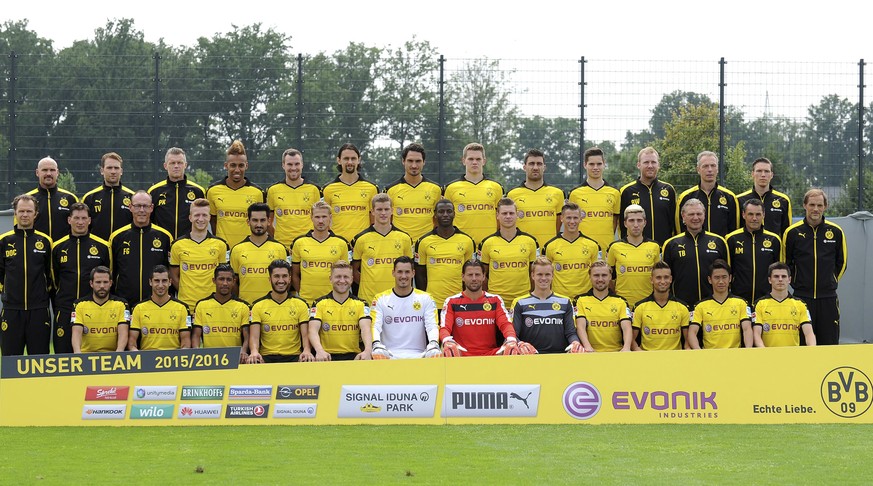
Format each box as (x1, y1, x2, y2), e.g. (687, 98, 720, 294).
(370, 288, 440, 358)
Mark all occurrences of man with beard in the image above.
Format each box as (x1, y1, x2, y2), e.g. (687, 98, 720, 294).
(248, 260, 313, 363)
(507, 149, 564, 247)
(193, 264, 251, 362)
(82, 152, 135, 241)
(71, 266, 129, 353)
(631, 261, 690, 351)
(128, 265, 191, 351)
(385, 143, 442, 243)
(321, 143, 379, 243)
(575, 260, 633, 352)
(207, 140, 266, 247)
(414, 198, 475, 309)
(308, 261, 373, 361)
(267, 148, 321, 248)
(230, 203, 289, 305)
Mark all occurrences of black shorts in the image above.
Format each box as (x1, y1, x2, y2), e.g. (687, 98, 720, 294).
(331, 352, 359, 361)
(53, 309, 73, 354)
(0, 308, 52, 356)
(262, 354, 300, 363)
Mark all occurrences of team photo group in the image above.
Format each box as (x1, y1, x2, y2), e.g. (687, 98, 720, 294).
(0, 139, 847, 362)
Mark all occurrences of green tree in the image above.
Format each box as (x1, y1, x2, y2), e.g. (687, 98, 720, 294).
(803, 94, 858, 189)
(515, 116, 579, 189)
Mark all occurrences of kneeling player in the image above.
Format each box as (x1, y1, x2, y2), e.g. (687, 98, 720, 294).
(631, 261, 689, 351)
(752, 262, 816, 347)
(309, 261, 373, 360)
(687, 259, 752, 349)
(574, 260, 633, 352)
(371, 256, 441, 359)
(510, 257, 581, 353)
(193, 264, 251, 362)
(439, 260, 527, 357)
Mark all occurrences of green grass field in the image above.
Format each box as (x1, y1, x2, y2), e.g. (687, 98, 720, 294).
(2, 424, 871, 484)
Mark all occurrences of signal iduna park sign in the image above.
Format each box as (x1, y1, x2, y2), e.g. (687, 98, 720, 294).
(0, 345, 871, 425)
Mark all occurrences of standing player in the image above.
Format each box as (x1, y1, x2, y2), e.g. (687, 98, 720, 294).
(384, 143, 442, 243)
(230, 203, 289, 305)
(676, 151, 740, 237)
(28, 156, 78, 242)
(351, 194, 414, 305)
(567, 147, 621, 252)
(725, 199, 782, 304)
(148, 147, 206, 240)
(248, 260, 313, 363)
(631, 261, 690, 351)
(71, 266, 129, 353)
(128, 265, 191, 351)
(443, 143, 504, 246)
(109, 191, 173, 307)
(321, 143, 379, 243)
(737, 157, 792, 237)
(439, 260, 527, 357)
(662, 198, 728, 308)
(192, 264, 250, 362)
(291, 201, 352, 304)
(782, 189, 846, 345)
(308, 261, 373, 361)
(52, 202, 111, 353)
(266, 148, 322, 248)
(507, 149, 564, 247)
(479, 198, 539, 306)
(0, 194, 53, 356)
(169, 198, 230, 312)
(575, 260, 633, 352)
(81, 152, 135, 241)
(753, 262, 816, 347)
(619, 146, 676, 245)
(607, 204, 661, 309)
(414, 199, 476, 309)
(371, 256, 441, 359)
(510, 257, 582, 354)
(542, 202, 601, 299)
(207, 140, 266, 247)
(687, 260, 753, 349)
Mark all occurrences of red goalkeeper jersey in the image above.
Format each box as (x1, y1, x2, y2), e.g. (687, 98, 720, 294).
(439, 291, 516, 356)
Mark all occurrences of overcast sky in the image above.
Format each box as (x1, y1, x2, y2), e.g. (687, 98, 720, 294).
(4, 0, 871, 60)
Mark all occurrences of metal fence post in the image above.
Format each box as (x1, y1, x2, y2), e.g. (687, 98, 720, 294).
(7, 51, 18, 201)
(579, 56, 586, 185)
(859, 59, 866, 212)
(296, 53, 303, 151)
(438, 54, 446, 186)
(152, 52, 161, 182)
(718, 57, 726, 182)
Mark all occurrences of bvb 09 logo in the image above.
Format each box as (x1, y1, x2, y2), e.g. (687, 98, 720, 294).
(820, 367, 872, 418)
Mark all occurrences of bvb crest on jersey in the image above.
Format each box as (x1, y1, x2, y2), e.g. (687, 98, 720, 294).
(413, 301, 422, 310)
(330, 247, 338, 255)
(763, 239, 772, 248)
(35, 241, 45, 250)
(123, 197, 131, 206)
(60, 198, 69, 207)
(671, 311, 679, 321)
(606, 195, 614, 205)
(551, 302, 561, 311)
(153, 238, 162, 249)
(187, 191, 196, 200)
(610, 305, 618, 314)
(719, 196, 727, 205)
(483, 302, 492, 311)
(825, 230, 834, 240)
(730, 307, 738, 316)
(394, 241, 401, 251)
(660, 188, 669, 197)
(347, 308, 357, 318)
(772, 200, 781, 208)
(89, 245, 99, 256)
(209, 248, 217, 256)
(707, 241, 717, 250)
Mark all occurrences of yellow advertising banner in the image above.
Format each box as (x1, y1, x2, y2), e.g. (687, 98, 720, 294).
(0, 345, 871, 425)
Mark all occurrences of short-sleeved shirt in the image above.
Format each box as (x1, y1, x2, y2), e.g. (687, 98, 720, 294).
(631, 295, 690, 351)
(690, 295, 751, 349)
(753, 294, 811, 347)
(574, 291, 632, 352)
(230, 236, 290, 305)
(130, 298, 191, 351)
(542, 233, 601, 299)
(206, 177, 265, 247)
(479, 230, 539, 306)
(321, 176, 379, 243)
(444, 177, 504, 246)
(351, 226, 414, 304)
(384, 177, 442, 243)
(266, 180, 322, 247)
(169, 234, 230, 312)
(310, 293, 370, 355)
(606, 238, 661, 309)
(567, 181, 621, 252)
(506, 183, 564, 247)
(72, 296, 130, 353)
(414, 228, 476, 308)
(250, 293, 310, 356)
(193, 295, 250, 348)
(290, 231, 352, 304)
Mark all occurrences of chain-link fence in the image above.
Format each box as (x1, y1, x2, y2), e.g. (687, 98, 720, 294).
(2, 52, 869, 215)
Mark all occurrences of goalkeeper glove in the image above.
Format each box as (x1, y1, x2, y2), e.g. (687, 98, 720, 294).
(498, 337, 520, 355)
(371, 341, 393, 360)
(423, 340, 441, 358)
(517, 341, 538, 355)
(442, 338, 467, 357)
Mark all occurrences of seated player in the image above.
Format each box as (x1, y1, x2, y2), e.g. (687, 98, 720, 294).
(574, 260, 633, 352)
(371, 257, 441, 359)
(248, 260, 313, 363)
(752, 262, 816, 347)
(128, 265, 191, 351)
(631, 261, 690, 351)
(687, 259, 753, 349)
(192, 264, 251, 363)
(71, 266, 130, 353)
(439, 260, 529, 357)
(510, 257, 581, 354)
(308, 261, 373, 360)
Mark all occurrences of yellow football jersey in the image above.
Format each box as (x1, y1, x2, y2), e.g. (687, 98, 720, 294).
(206, 178, 265, 247)
(506, 184, 564, 247)
(415, 229, 476, 307)
(73, 296, 130, 353)
(607, 239, 661, 309)
(310, 293, 370, 354)
(690, 296, 751, 349)
(250, 294, 310, 356)
(170, 234, 230, 312)
(478, 230, 539, 305)
(567, 182, 621, 252)
(352, 226, 414, 304)
(130, 298, 191, 351)
(542, 234, 601, 299)
(574, 291, 631, 352)
(230, 237, 290, 305)
(385, 177, 442, 243)
(266, 181, 321, 247)
(193, 295, 249, 348)
(321, 177, 379, 243)
(443, 178, 504, 246)
(753, 295, 811, 347)
(631, 296, 689, 351)
(291, 231, 353, 304)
